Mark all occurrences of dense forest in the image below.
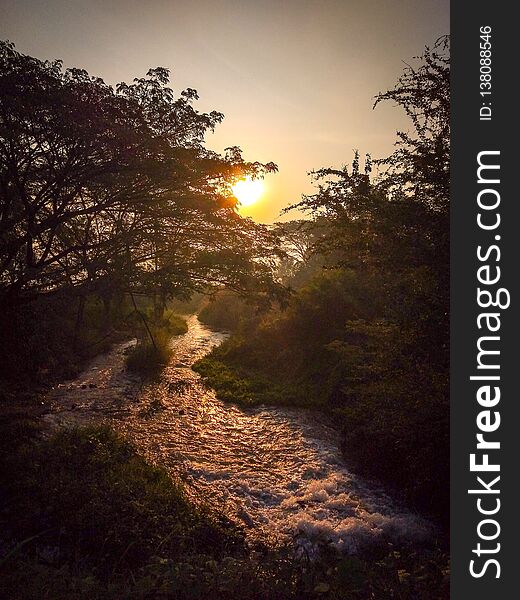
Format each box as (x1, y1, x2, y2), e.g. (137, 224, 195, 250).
(1, 37, 449, 600)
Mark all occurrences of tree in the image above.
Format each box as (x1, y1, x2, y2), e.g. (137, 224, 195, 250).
(0, 41, 284, 311)
(287, 37, 450, 360)
(374, 35, 450, 213)
(276, 38, 451, 515)
(271, 220, 323, 285)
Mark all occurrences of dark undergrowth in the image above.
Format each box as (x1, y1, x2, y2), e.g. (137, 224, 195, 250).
(0, 293, 127, 389)
(0, 291, 188, 403)
(0, 414, 449, 600)
(0, 292, 140, 394)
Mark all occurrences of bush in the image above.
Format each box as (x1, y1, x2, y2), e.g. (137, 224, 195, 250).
(126, 313, 187, 376)
(161, 309, 189, 335)
(126, 330, 173, 375)
(194, 356, 316, 409)
(198, 293, 257, 332)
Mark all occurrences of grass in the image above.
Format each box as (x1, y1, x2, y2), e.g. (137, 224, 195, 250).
(0, 414, 449, 599)
(125, 329, 174, 375)
(0, 422, 240, 565)
(193, 357, 307, 407)
(193, 334, 449, 527)
(126, 312, 187, 376)
(158, 310, 189, 336)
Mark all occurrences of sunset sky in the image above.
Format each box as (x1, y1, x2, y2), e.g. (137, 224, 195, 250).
(1, 0, 449, 223)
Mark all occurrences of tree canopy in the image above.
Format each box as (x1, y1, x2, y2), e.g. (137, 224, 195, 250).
(0, 40, 283, 307)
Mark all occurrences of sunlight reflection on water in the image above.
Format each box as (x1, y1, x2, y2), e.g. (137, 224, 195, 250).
(46, 315, 433, 554)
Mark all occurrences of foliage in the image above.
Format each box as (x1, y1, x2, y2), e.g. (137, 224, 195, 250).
(374, 35, 450, 213)
(0, 40, 285, 310)
(0, 290, 129, 385)
(198, 292, 260, 332)
(126, 330, 174, 377)
(123, 303, 187, 376)
(194, 356, 307, 407)
(271, 220, 329, 287)
(0, 288, 186, 386)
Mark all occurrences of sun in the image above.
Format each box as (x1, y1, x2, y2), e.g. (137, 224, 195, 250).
(232, 176, 264, 207)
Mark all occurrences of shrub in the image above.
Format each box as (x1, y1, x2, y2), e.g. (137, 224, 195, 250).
(126, 329, 173, 375)
(126, 313, 187, 376)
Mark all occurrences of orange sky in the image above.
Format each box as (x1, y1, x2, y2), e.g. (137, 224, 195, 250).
(1, 0, 449, 223)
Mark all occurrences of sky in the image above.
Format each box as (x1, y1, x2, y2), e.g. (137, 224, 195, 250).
(1, 0, 449, 223)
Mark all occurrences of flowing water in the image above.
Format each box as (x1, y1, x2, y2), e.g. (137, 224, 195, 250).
(45, 314, 432, 555)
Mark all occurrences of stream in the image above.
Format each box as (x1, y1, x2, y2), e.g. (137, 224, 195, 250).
(45, 314, 432, 555)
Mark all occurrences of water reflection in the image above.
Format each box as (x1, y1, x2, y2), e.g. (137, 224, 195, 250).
(46, 315, 432, 553)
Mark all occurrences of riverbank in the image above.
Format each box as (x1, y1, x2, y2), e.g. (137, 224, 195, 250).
(0, 417, 449, 600)
(1, 316, 449, 599)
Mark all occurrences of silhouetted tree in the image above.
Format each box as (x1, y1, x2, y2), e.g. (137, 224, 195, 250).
(0, 41, 283, 311)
